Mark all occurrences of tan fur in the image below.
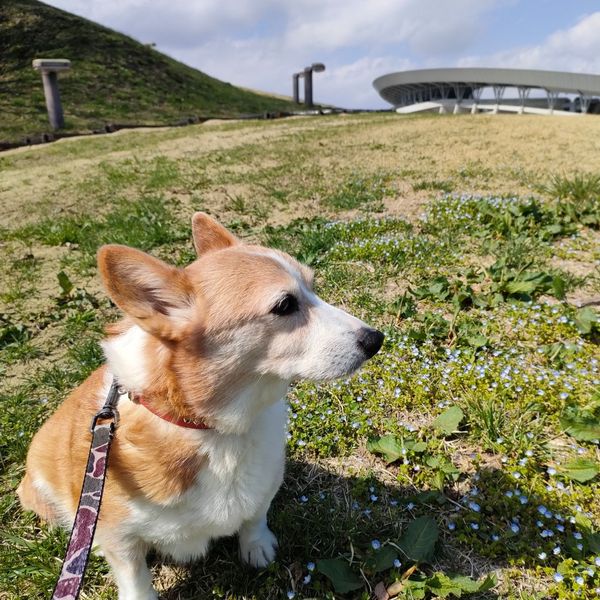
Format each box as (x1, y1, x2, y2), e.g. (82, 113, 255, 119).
(191, 211, 240, 256)
(20, 215, 308, 527)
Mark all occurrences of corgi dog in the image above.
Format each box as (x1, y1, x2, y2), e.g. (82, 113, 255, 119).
(18, 213, 384, 600)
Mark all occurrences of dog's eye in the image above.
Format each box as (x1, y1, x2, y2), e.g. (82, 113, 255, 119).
(271, 294, 299, 316)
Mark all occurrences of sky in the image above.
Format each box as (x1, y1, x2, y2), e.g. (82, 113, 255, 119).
(45, 0, 600, 109)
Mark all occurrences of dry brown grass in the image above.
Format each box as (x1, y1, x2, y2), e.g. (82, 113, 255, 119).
(3, 113, 600, 230)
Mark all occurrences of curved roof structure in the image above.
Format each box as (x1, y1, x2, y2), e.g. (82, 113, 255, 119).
(373, 68, 600, 113)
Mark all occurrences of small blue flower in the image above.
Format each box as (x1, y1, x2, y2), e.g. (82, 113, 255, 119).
(553, 573, 564, 583)
(371, 539, 381, 550)
(470, 523, 479, 530)
(510, 523, 520, 534)
(307, 562, 315, 572)
(447, 522, 456, 531)
(300, 495, 308, 503)
(406, 502, 415, 510)
(547, 467, 557, 476)
(370, 494, 378, 502)
(553, 546, 561, 555)
(468, 501, 481, 512)
(538, 552, 547, 560)
(303, 575, 311, 585)
(596, 557, 600, 567)
(575, 576, 584, 585)
(287, 592, 296, 599)
(574, 532, 583, 540)
(393, 559, 402, 568)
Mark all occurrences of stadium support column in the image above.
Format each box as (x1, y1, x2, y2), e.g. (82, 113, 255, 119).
(517, 87, 530, 114)
(471, 86, 483, 114)
(546, 89, 558, 114)
(579, 94, 591, 114)
(452, 84, 465, 114)
(493, 85, 505, 114)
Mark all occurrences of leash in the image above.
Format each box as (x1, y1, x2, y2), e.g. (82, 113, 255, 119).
(51, 379, 121, 600)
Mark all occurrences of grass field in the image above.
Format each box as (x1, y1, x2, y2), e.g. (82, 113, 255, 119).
(1, 113, 599, 599)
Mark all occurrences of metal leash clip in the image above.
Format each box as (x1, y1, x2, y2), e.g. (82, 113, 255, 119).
(89, 379, 122, 432)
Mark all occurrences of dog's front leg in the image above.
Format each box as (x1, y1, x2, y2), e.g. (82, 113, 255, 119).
(238, 512, 278, 568)
(103, 541, 157, 600)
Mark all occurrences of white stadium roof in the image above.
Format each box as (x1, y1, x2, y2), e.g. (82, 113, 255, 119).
(373, 68, 600, 114)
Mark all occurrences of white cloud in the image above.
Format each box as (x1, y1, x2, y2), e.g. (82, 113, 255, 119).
(319, 56, 415, 108)
(48, 0, 281, 47)
(458, 12, 600, 73)
(284, 0, 501, 56)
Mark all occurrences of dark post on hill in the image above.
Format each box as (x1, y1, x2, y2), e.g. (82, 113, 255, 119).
(32, 59, 71, 130)
(294, 63, 325, 107)
(304, 63, 325, 107)
(293, 72, 301, 103)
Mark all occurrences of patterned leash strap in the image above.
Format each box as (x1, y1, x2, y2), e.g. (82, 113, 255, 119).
(51, 379, 121, 600)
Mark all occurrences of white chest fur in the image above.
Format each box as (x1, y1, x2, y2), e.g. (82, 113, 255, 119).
(126, 399, 288, 562)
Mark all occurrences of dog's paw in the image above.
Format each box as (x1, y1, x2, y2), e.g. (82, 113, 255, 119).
(239, 526, 278, 568)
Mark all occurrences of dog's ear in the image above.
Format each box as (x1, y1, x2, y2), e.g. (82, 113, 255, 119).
(191, 212, 239, 256)
(98, 245, 194, 340)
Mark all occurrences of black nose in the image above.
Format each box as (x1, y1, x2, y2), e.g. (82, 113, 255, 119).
(357, 328, 384, 359)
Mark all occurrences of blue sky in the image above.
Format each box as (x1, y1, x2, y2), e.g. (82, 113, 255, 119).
(45, 0, 600, 108)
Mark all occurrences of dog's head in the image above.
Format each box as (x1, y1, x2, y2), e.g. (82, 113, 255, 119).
(98, 213, 383, 427)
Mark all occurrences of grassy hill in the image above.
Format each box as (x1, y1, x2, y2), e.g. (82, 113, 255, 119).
(0, 0, 298, 143)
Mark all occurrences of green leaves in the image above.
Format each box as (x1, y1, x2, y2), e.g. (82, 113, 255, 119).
(411, 276, 477, 311)
(390, 572, 497, 598)
(367, 435, 405, 464)
(426, 572, 496, 597)
(560, 398, 600, 441)
(488, 263, 566, 302)
(316, 519, 442, 595)
(558, 458, 599, 483)
(367, 435, 426, 464)
(57, 270, 74, 296)
(573, 307, 599, 336)
(432, 406, 464, 435)
(365, 545, 398, 574)
(316, 558, 363, 594)
(398, 517, 439, 563)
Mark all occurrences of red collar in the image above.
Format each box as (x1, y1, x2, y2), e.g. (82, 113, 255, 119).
(130, 393, 213, 430)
